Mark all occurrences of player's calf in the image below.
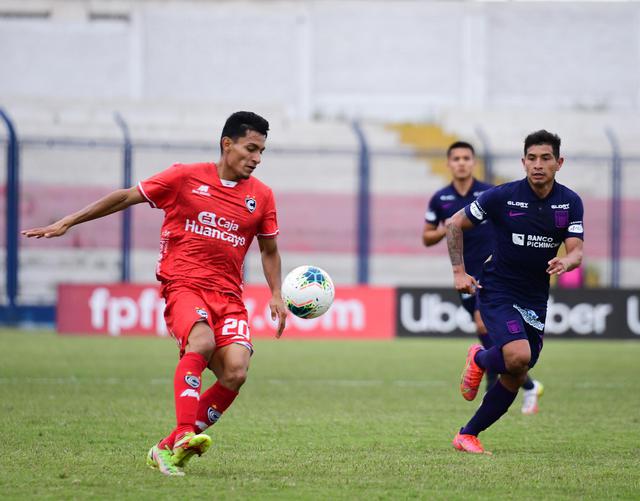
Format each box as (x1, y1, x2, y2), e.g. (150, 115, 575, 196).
(195, 381, 239, 433)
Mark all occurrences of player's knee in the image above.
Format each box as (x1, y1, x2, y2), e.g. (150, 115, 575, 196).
(505, 353, 530, 375)
(221, 367, 248, 391)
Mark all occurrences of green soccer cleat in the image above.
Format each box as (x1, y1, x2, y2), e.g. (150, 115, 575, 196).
(147, 444, 185, 477)
(171, 432, 212, 468)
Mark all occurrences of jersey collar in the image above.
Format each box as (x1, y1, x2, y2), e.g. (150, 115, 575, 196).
(521, 177, 558, 201)
(450, 177, 478, 198)
(211, 162, 242, 188)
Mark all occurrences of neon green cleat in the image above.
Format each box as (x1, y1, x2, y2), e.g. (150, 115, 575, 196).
(171, 432, 212, 468)
(147, 444, 185, 476)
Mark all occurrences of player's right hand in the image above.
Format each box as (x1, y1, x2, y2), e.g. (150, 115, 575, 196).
(268, 294, 288, 338)
(453, 271, 481, 295)
(21, 219, 70, 239)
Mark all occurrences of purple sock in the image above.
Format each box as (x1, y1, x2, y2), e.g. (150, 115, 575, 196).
(461, 381, 517, 436)
(474, 346, 506, 374)
(522, 376, 534, 390)
(477, 333, 493, 349)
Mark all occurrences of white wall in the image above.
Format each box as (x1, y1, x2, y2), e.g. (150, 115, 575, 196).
(1, 0, 639, 120)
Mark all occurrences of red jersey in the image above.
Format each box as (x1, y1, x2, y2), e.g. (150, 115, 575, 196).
(137, 162, 278, 298)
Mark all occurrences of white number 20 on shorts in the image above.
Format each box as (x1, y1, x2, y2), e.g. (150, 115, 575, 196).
(221, 318, 250, 339)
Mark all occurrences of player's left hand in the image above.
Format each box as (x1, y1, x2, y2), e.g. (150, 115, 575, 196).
(547, 257, 569, 276)
(21, 218, 70, 239)
(269, 295, 287, 338)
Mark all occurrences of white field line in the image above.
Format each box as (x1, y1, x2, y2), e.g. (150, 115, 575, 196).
(0, 376, 446, 387)
(0, 377, 172, 385)
(0, 377, 630, 389)
(267, 379, 448, 387)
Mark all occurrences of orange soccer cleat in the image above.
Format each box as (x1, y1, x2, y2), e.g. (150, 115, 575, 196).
(452, 432, 492, 455)
(460, 344, 485, 401)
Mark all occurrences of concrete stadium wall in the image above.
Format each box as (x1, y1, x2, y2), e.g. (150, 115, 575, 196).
(1, 0, 639, 120)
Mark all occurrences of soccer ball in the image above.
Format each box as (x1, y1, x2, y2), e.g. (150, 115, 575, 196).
(282, 266, 335, 319)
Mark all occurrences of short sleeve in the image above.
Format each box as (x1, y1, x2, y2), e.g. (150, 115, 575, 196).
(424, 195, 440, 225)
(464, 187, 499, 226)
(257, 189, 279, 238)
(137, 164, 182, 209)
(566, 195, 585, 241)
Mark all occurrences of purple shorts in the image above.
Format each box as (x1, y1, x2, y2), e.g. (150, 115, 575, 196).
(478, 291, 545, 368)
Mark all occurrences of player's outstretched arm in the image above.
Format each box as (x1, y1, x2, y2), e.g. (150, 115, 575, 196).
(21, 186, 145, 239)
(422, 222, 447, 247)
(258, 236, 287, 338)
(547, 237, 584, 276)
(445, 209, 479, 294)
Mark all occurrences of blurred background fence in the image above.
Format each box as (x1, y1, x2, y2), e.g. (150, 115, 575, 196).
(2, 108, 639, 324)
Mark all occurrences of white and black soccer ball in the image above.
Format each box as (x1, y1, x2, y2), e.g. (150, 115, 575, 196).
(281, 266, 335, 319)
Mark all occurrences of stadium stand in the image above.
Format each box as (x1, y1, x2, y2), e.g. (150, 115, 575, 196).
(7, 103, 640, 304)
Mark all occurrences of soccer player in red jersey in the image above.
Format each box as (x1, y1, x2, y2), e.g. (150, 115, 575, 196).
(22, 111, 288, 476)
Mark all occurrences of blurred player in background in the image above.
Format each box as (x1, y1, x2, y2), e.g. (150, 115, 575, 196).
(423, 142, 497, 390)
(23, 111, 288, 476)
(445, 130, 584, 454)
(423, 142, 542, 410)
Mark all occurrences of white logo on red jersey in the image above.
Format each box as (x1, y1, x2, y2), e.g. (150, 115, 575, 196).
(185, 211, 246, 247)
(192, 185, 211, 197)
(197, 211, 239, 231)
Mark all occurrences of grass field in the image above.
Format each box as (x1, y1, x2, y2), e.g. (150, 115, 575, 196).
(1, 330, 639, 500)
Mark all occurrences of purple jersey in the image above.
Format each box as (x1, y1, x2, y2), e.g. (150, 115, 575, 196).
(425, 178, 494, 277)
(464, 178, 584, 309)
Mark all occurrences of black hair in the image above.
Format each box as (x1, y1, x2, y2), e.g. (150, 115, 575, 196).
(220, 111, 269, 153)
(524, 130, 561, 159)
(447, 141, 475, 157)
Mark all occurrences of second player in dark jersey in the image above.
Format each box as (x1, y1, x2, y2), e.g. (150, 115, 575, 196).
(423, 142, 496, 389)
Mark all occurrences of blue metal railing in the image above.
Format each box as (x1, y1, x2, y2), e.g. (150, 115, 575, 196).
(352, 121, 370, 285)
(0, 108, 19, 323)
(474, 126, 494, 184)
(605, 128, 622, 288)
(114, 112, 133, 283)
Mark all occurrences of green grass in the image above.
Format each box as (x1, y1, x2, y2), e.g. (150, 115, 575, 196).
(0, 330, 639, 500)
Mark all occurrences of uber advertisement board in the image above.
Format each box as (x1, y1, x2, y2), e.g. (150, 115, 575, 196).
(396, 288, 640, 339)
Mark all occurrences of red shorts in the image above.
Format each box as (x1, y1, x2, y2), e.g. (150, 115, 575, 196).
(161, 284, 253, 357)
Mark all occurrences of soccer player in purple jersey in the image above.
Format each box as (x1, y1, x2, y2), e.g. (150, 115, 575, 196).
(423, 142, 543, 409)
(445, 130, 584, 454)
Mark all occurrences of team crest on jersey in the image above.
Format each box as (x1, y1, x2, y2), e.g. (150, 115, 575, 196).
(195, 307, 208, 319)
(555, 210, 569, 228)
(245, 196, 257, 213)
